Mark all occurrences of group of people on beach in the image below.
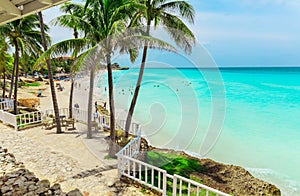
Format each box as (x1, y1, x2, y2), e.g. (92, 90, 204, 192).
(93, 101, 106, 122)
(56, 83, 64, 92)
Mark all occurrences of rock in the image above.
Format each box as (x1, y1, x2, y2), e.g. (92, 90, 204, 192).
(1, 185, 12, 193)
(27, 184, 37, 192)
(13, 176, 27, 188)
(34, 187, 48, 194)
(23, 191, 36, 196)
(66, 167, 72, 172)
(67, 188, 83, 196)
(37, 179, 50, 188)
(0, 148, 83, 195)
(50, 183, 61, 191)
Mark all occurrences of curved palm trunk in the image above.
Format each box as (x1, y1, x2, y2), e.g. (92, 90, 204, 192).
(9, 57, 15, 99)
(68, 77, 74, 118)
(13, 41, 19, 114)
(2, 68, 6, 98)
(68, 30, 78, 119)
(125, 25, 150, 137)
(38, 12, 62, 134)
(107, 53, 116, 158)
(68, 60, 75, 119)
(87, 67, 95, 139)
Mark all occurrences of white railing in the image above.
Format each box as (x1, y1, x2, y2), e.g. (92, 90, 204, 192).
(118, 154, 168, 195)
(44, 108, 69, 117)
(99, 114, 110, 129)
(117, 137, 230, 196)
(0, 99, 14, 110)
(0, 110, 16, 129)
(16, 111, 42, 128)
(172, 174, 229, 196)
(72, 108, 88, 123)
(118, 136, 141, 157)
(116, 119, 141, 136)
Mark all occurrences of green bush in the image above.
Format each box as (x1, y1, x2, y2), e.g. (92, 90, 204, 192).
(24, 82, 41, 87)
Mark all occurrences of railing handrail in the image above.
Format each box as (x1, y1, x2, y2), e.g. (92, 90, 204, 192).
(117, 136, 229, 196)
(173, 174, 230, 196)
(117, 154, 166, 174)
(117, 136, 140, 156)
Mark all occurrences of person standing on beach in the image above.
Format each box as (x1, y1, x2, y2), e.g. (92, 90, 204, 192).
(93, 110, 99, 122)
(95, 101, 98, 110)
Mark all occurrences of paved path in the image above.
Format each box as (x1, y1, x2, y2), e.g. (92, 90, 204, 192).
(0, 123, 151, 196)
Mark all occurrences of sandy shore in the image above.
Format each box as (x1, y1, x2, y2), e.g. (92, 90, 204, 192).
(0, 80, 151, 195)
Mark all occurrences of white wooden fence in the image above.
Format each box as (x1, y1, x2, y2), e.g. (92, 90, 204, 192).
(71, 107, 141, 135)
(116, 136, 230, 196)
(0, 99, 14, 111)
(44, 108, 69, 117)
(0, 110, 17, 129)
(16, 111, 42, 129)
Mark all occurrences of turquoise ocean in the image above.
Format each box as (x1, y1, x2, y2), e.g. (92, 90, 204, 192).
(97, 67, 300, 195)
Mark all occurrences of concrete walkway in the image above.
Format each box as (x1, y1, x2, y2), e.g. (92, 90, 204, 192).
(0, 123, 151, 196)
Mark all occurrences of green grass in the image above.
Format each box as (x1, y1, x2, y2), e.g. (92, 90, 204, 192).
(137, 151, 217, 196)
(24, 82, 41, 87)
(146, 151, 204, 178)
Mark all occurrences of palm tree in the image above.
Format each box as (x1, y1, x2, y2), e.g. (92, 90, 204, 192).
(38, 11, 63, 134)
(0, 14, 48, 114)
(84, 0, 145, 156)
(0, 38, 9, 97)
(124, 0, 196, 137)
(51, 2, 87, 119)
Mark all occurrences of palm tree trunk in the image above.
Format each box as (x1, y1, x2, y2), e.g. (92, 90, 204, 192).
(2, 69, 6, 98)
(9, 57, 15, 99)
(68, 59, 75, 119)
(68, 30, 78, 119)
(107, 53, 116, 158)
(38, 12, 62, 134)
(13, 41, 19, 115)
(87, 67, 95, 139)
(124, 25, 150, 137)
(68, 77, 74, 118)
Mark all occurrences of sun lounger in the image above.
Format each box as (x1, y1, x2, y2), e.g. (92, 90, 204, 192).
(64, 118, 75, 130)
(42, 116, 54, 129)
(37, 90, 43, 97)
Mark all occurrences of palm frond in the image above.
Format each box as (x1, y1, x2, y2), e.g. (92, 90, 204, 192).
(160, 0, 195, 23)
(34, 38, 89, 68)
(160, 12, 195, 54)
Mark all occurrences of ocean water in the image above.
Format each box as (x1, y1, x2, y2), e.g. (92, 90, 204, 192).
(96, 67, 300, 195)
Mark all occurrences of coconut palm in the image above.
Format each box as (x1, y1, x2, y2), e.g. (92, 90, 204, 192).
(51, 2, 87, 119)
(37, 11, 63, 134)
(83, 0, 147, 156)
(0, 14, 49, 114)
(0, 38, 9, 97)
(124, 0, 196, 137)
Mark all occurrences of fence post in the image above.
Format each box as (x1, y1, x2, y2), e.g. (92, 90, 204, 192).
(162, 171, 167, 196)
(172, 175, 177, 196)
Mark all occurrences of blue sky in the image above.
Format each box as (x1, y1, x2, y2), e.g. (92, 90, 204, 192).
(44, 0, 300, 67)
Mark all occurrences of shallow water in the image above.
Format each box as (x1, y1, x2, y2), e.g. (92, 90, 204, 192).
(97, 67, 300, 195)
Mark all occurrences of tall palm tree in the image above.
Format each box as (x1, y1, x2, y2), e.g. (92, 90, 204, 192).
(52, 2, 87, 119)
(0, 14, 48, 114)
(124, 0, 196, 137)
(0, 38, 9, 97)
(38, 11, 63, 134)
(84, 0, 144, 156)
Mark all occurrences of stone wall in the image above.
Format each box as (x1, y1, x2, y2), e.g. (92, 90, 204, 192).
(0, 146, 83, 196)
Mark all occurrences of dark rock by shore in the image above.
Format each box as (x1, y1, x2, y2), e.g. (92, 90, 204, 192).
(0, 146, 83, 196)
(140, 138, 281, 196)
